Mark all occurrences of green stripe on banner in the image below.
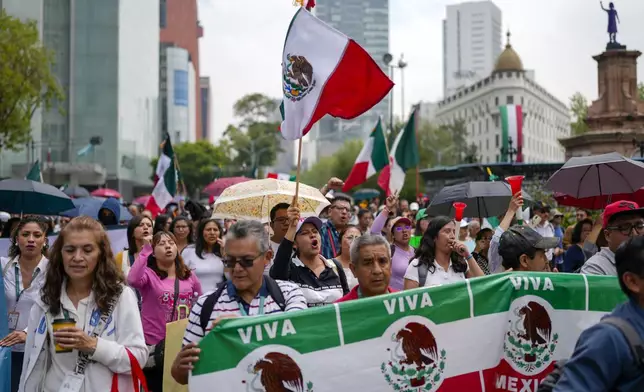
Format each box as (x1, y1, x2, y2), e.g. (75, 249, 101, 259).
(190, 273, 624, 391)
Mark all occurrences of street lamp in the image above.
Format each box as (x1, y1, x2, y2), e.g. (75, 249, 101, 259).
(500, 136, 518, 163)
(382, 53, 408, 132)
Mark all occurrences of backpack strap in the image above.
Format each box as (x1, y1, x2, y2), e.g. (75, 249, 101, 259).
(199, 282, 228, 332)
(418, 261, 429, 287)
(264, 276, 287, 311)
(330, 258, 350, 295)
(601, 317, 644, 368)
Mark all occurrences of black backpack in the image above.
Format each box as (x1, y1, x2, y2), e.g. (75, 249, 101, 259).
(537, 317, 644, 391)
(199, 276, 287, 332)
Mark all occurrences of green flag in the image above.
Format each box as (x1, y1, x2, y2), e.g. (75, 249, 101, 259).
(25, 160, 43, 182)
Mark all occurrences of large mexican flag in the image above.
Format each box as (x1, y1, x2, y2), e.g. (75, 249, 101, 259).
(500, 104, 523, 163)
(189, 273, 624, 391)
(145, 137, 177, 217)
(279, 8, 393, 140)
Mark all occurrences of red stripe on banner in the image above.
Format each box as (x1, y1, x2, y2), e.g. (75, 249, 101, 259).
(144, 197, 163, 218)
(515, 104, 523, 163)
(377, 164, 392, 196)
(299, 39, 394, 137)
(481, 359, 555, 391)
(342, 161, 370, 192)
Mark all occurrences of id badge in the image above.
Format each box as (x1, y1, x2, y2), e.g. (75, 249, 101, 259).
(59, 373, 84, 392)
(7, 311, 19, 330)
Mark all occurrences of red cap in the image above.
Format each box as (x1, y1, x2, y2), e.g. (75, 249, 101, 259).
(603, 200, 644, 228)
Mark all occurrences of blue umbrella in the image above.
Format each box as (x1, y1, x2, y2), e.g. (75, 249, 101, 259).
(0, 179, 75, 215)
(352, 188, 380, 201)
(60, 197, 133, 221)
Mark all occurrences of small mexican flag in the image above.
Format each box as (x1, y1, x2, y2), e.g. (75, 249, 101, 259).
(279, 8, 393, 140)
(343, 118, 388, 192)
(25, 160, 43, 183)
(377, 110, 419, 195)
(267, 172, 296, 181)
(500, 104, 523, 162)
(145, 137, 177, 217)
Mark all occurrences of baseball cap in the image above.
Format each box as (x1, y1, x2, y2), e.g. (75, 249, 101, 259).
(409, 202, 420, 212)
(416, 208, 428, 221)
(460, 220, 469, 228)
(534, 201, 550, 212)
(390, 217, 412, 232)
(296, 216, 323, 235)
(603, 200, 644, 228)
(551, 209, 563, 217)
(498, 225, 559, 261)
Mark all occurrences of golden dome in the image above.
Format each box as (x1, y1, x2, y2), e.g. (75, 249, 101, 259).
(494, 31, 524, 72)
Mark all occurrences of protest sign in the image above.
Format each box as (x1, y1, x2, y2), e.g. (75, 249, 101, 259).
(190, 272, 625, 392)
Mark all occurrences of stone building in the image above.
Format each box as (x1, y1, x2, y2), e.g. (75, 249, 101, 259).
(560, 48, 644, 159)
(434, 32, 570, 164)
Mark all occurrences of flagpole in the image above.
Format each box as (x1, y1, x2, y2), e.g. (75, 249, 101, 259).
(294, 138, 303, 204)
(380, 116, 390, 158)
(173, 158, 188, 197)
(413, 105, 421, 200)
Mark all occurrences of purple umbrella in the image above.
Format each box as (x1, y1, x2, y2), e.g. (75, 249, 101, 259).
(545, 152, 644, 198)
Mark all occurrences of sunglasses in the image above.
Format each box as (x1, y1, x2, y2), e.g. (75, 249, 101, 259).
(223, 253, 265, 269)
(395, 226, 412, 232)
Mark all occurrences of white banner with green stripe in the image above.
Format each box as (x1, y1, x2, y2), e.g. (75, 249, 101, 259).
(190, 273, 624, 391)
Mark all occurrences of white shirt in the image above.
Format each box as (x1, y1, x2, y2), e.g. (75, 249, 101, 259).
(343, 267, 359, 290)
(404, 258, 468, 287)
(267, 240, 281, 272)
(1, 256, 48, 352)
(182, 246, 225, 293)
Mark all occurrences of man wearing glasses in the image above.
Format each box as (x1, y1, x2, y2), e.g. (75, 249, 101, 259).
(320, 194, 352, 259)
(170, 220, 307, 385)
(581, 201, 644, 276)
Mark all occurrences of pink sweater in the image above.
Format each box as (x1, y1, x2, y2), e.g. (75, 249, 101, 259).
(127, 244, 202, 345)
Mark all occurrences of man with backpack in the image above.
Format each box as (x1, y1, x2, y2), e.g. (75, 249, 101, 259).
(542, 236, 644, 391)
(170, 220, 307, 385)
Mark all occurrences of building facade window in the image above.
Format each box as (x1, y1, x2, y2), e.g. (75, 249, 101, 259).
(495, 134, 499, 148)
(495, 96, 499, 106)
(506, 96, 514, 105)
(174, 70, 188, 107)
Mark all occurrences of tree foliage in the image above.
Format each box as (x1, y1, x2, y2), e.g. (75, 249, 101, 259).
(569, 92, 589, 136)
(150, 140, 230, 196)
(639, 82, 644, 101)
(0, 10, 63, 151)
(222, 93, 282, 169)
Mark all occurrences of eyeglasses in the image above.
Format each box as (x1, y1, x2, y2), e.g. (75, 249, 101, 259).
(223, 253, 265, 269)
(273, 217, 289, 224)
(332, 206, 351, 213)
(607, 222, 644, 236)
(395, 226, 412, 232)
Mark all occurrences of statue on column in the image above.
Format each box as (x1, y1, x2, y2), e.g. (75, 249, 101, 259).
(600, 1, 620, 45)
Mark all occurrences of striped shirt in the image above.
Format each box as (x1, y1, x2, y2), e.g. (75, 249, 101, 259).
(182, 279, 307, 345)
(270, 238, 348, 307)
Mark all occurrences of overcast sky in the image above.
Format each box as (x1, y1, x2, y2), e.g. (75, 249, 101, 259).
(198, 0, 644, 142)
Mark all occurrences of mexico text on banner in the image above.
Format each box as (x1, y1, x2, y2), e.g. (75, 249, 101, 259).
(190, 272, 625, 392)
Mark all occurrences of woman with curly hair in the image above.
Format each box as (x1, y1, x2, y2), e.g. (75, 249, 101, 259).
(0, 217, 49, 392)
(19, 216, 147, 391)
(128, 231, 202, 391)
(404, 216, 484, 289)
(181, 218, 225, 293)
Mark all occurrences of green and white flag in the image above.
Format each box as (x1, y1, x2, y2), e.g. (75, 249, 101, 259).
(500, 104, 523, 162)
(190, 273, 624, 391)
(25, 160, 43, 182)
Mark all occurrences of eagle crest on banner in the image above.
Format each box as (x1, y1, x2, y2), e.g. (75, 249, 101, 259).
(244, 351, 314, 392)
(283, 54, 316, 102)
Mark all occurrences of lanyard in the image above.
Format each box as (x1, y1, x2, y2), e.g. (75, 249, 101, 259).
(327, 227, 338, 257)
(238, 296, 265, 317)
(357, 287, 363, 299)
(14, 264, 40, 305)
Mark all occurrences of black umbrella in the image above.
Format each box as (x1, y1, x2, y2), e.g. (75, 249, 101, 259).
(546, 152, 644, 198)
(63, 186, 90, 198)
(0, 179, 75, 215)
(428, 181, 528, 218)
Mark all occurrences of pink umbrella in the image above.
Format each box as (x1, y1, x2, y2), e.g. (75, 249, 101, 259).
(91, 188, 122, 199)
(133, 195, 151, 205)
(203, 177, 251, 197)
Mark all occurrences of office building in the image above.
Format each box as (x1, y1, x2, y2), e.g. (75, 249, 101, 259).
(435, 33, 570, 163)
(160, 0, 203, 141)
(161, 45, 197, 144)
(200, 77, 211, 141)
(313, 0, 390, 160)
(2, 0, 161, 200)
(443, 1, 503, 96)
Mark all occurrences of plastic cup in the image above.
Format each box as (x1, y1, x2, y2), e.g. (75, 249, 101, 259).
(453, 202, 467, 222)
(52, 318, 76, 353)
(506, 175, 525, 196)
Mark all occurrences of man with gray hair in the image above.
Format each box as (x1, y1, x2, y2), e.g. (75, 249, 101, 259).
(335, 233, 398, 302)
(171, 220, 307, 385)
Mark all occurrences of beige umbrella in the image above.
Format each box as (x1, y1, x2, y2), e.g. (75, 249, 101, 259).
(211, 179, 330, 222)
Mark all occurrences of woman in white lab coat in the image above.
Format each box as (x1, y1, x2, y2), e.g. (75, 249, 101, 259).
(19, 216, 148, 392)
